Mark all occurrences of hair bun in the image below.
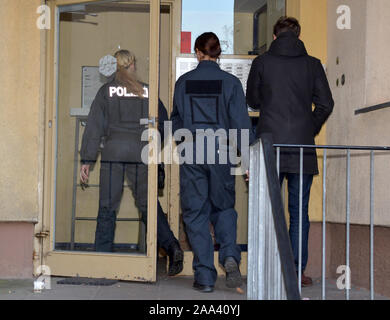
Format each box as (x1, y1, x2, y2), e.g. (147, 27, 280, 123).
(194, 32, 221, 59)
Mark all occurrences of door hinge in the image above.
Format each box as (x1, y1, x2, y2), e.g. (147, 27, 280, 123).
(35, 231, 50, 239)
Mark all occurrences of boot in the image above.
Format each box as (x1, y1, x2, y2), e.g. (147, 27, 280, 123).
(224, 257, 243, 288)
(167, 240, 184, 276)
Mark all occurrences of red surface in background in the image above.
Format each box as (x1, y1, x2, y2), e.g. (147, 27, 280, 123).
(181, 31, 191, 54)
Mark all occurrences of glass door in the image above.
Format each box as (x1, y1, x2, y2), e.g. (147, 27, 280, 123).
(42, 0, 161, 281)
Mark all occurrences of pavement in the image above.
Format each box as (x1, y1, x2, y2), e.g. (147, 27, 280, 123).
(0, 259, 388, 300)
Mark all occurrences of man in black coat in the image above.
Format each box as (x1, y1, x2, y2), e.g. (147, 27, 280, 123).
(246, 17, 334, 286)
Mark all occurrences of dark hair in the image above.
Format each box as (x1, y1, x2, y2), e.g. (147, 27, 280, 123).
(194, 32, 222, 59)
(273, 16, 301, 37)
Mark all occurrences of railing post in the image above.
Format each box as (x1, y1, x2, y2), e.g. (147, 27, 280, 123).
(322, 149, 327, 300)
(346, 149, 351, 300)
(298, 147, 303, 294)
(370, 151, 375, 300)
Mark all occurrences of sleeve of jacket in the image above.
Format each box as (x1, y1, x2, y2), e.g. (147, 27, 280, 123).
(80, 86, 107, 164)
(170, 82, 184, 134)
(312, 60, 334, 136)
(229, 79, 255, 151)
(246, 56, 262, 110)
(158, 98, 168, 142)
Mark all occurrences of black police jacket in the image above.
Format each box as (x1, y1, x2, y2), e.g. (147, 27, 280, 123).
(80, 78, 168, 164)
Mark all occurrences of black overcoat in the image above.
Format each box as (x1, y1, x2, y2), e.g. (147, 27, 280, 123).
(246, 31, 334, 175)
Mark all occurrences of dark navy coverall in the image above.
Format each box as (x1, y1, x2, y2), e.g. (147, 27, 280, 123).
(80, 78, 175, 253)
(171, 60, 253, 286)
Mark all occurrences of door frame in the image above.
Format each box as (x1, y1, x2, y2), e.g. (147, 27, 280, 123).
(37, 0, 161, 282)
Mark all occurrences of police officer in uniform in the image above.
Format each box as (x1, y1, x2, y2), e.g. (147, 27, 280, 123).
(171, 33, 253, 292)
(79, 50, 183, 276)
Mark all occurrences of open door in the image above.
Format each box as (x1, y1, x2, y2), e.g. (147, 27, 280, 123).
(172, 0, 286, 276)
(40, 0, 161, 282)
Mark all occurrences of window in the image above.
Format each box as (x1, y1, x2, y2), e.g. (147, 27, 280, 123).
(181, 0, 286, 55)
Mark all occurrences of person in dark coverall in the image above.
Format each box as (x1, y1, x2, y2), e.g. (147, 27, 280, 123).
(246, 17, 334, 286)
(79, 50, 183, 276)
(171, 33, 253, 293)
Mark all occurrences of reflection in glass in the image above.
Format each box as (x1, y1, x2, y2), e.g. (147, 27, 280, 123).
(55, 2, 150, 254)
(182, 0, 286, 55)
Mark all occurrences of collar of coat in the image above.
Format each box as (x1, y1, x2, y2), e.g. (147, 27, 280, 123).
(197, 60, 220, 69)
(268, 31, 308, 57)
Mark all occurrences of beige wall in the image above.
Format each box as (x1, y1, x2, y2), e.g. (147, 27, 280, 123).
(365, 1, 390, 107)
(302, 0, 328, 223)
(327, 0, 390, 226)
(0, 0, 41, 222)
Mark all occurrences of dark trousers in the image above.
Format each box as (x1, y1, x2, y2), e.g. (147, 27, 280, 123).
(95, 162, 175, 252)
(279, 173, 314, 272)
(180, 163, 241, 286)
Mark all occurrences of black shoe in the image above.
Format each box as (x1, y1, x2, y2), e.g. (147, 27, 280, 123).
(167, 240, 184, 276)
(224, 257, 242, 288)
(193, 282, 214, 293)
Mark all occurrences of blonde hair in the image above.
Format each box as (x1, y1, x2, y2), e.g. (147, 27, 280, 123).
(114, 50, 145, 98)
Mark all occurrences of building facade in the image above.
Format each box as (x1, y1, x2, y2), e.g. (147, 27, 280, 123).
(0, 0, 389, 297)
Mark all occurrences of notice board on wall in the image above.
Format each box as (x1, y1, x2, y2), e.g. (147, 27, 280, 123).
(81, 66, 107, 109)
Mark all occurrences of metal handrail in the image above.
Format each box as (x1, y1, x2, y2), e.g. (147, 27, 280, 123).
(273, 142, 390, 300)
(355, 101, 390, 115)
(273, 144, 390, 151)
